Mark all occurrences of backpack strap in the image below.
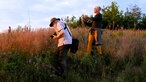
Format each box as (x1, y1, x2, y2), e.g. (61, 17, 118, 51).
(64, 23, 72, 37)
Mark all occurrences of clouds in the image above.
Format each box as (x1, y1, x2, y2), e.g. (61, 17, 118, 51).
(0, 0, 96, 32)
(0, 0, 146, 32)
(0, 0, 29, 31)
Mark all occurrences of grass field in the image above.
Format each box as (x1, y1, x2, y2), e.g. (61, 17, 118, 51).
(0, 27, 146, 82)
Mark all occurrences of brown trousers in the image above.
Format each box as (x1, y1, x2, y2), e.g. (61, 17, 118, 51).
(87, 29, 102, 55)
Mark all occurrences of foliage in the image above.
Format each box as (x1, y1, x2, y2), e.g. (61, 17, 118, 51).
(102, 2, 123, 29)
(123, 4, 142, 29)
(64, 16, 82, 28)
(138, 14, 146, 29)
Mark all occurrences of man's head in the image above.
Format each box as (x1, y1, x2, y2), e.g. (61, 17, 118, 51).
(50, 18, 61, 27)
(94, 6, 101, 14)
(49, 18, 57, 27)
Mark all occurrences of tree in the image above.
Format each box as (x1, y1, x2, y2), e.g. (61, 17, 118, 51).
(64, 16, 82, 28)
(130, 5, 141, 22)
(123, 4, 142, 29)
(138, 14, 146, 29)
(102, 2, 123, 29)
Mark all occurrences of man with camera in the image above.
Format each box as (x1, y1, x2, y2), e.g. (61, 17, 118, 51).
(83, 6, 103, 55)
(49, 18, 72, 78)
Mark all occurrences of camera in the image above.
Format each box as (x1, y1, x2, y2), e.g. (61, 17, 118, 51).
(50, 32, 57, 39)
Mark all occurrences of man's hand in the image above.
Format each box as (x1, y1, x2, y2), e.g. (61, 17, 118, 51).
(52, 30, 64, 39)
(53, 35, 58, 39)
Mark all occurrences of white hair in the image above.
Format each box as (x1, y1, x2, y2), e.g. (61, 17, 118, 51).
(94, 6, 101, 11)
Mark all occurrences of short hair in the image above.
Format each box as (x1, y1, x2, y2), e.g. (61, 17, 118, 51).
(94, 6, 101, 11)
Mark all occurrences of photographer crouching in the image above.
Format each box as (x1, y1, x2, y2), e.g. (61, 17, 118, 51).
(49, 18, 72, 78)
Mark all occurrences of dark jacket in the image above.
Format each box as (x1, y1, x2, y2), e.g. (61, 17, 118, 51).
(91, 13, 102, 28)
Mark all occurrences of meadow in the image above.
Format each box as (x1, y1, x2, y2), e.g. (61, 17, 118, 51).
(0, 27, 146, 82)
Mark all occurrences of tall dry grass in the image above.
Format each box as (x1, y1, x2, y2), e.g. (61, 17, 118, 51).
(0, 27, 145, 58)
(71, 28, 146, 59)
(0, 28, 56, 55)
(102, 29, 146, 59)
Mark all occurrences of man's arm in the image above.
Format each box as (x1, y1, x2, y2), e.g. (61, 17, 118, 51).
(83, 15, 93, 22)
(53, 22, 65, 39)
(84, 14, 102, 21)
(85, 17, 93, 22)
(53, 30, 64, 39)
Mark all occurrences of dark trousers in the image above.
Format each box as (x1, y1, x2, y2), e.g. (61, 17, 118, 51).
(54, 44, 70, 76)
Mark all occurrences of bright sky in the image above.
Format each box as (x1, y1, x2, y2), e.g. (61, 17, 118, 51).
(0, 0, 146, 32)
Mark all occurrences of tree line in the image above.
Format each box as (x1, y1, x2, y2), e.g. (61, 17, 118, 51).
(65, 2, 146, 30)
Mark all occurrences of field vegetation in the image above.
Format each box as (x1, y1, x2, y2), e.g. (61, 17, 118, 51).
(0, 28, 146, 82)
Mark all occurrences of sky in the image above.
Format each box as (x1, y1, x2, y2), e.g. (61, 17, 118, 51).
(0, 0, 146, 32)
